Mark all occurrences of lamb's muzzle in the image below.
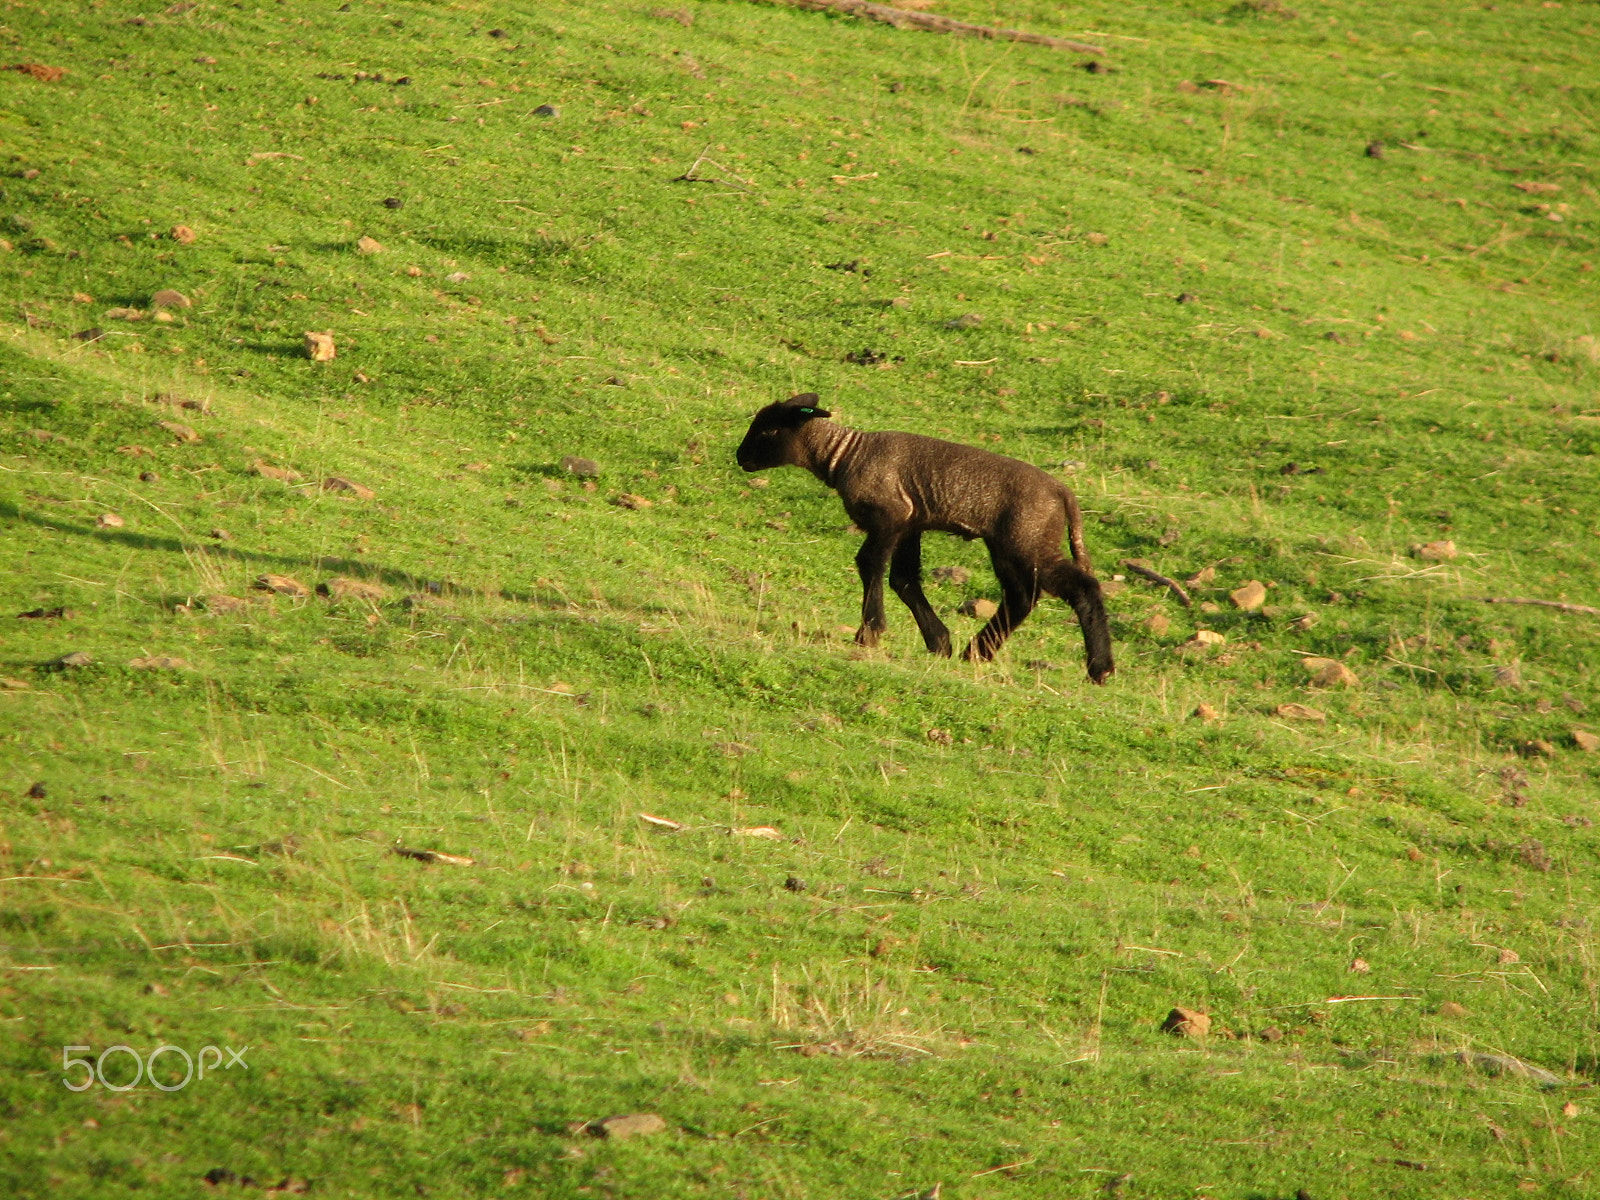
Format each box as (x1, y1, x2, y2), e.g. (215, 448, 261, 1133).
(735, 393, 1114, 683)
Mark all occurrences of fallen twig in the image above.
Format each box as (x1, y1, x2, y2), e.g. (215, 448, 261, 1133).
(672, 143, 754, 191)
(1122, 560, 1192, 607)
(1479, 597, 1600, 617)
(765, 0, 1106, 55)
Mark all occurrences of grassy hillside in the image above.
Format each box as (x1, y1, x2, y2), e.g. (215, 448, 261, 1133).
(1, 0, 1597, 1195)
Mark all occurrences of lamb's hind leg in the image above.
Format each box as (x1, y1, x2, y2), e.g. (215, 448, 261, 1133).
(889, 533, 952, 656)
(962, 554, 1038, 662)
(1043, 558, 1115, 684)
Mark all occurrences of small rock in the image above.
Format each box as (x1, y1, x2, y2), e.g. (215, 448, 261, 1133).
(888, 296, 912, 309)
(1288, 613, 1317, 631)
(1193, 703, 1220, 722)
(590, 1113, 665, 1140)
(1230, 580, 1267, 610)
(1275, 702, 1326, 722)
(1573, 730, 1600, 753)
(96, 512, 125, 529)
(1084, 232, 1109, 246)
(1192, 629, 1225, 646)
(1410, 540, 1457, 561)
(150, 289, 191, 310)
(2, 677, 32, 690)
(356, 235, 384, 254)
(926, 728, 954, 746)
(205, 595, 249, 613)
(254, 574, 311, 597)
(613, 493, 653, 510)
(944, 313, 983, 329)
(1303, 657, 1359, 687)
(303, 331, 336, 362)
(382, 197, 404, 209)
(53, 651, 93, 669)
(533, 103, 559, 117)
(1162, 1007, 1210, 1037)
(783, 875, 808, 892)
(1365, 140, 1385, 159)
(319, 576, 386, 601)
(1520, 739, 1555, 759)
(209, 528, 231, 541)
(1175, 292, 1197, 304)
(250, 459, 302, 483)
(322, 476, 375, 500)
(560, 455, 600, 477)
(959, 598, 999, 620)
(1349, 957, 1370, 974)
(445, 271, 470, 284)
(1145, 612, 1171, 637)
(930, 566, 970, 586)
(158, 420, 200, 443)
(140, 471, 159, 483)
(170, 224, 196, 244)
(1497, 947, 1520, 965)
(394, 846, 475, 866)
(73, 328, 104, 342)
(105, 307, 144, 321)
(26, 781, 46, 798)
(1437, 1001, 1469, 1019)
(1259, 1026, 1284, 1043)
(127, 655, 191, 670)
(1494, 664, 1523, 688)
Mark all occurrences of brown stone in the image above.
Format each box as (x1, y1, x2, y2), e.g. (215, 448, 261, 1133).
(1193, 703, 1220, 722)
(1520, 739, 1555, 759)
(1437, 1001, 1469, 1019)
(158, 420, 200, 443)
(319, 576, 386, 601)
(1572, 730, 1599, 753)
(250, 459, 303, 483)
(150, 289, 191, 309)
(1230, 580, 1267, 610)
(612, 493, 653, 510)
(170, 225, 196, 244)
(1144, 612, 1171, 637)
(357, 235, 384, 254)
(560, 455, 600, 477)
(95, 512, 124, 529)
(1275, 702, 1326, 722)
(254, 574, 311, 597)
(1411, 540, 1457, 561)
(1303, 657, 1359, 687)
(1162, 1007, 1210, 1037)
(959, 598, 999, 619)
(1258, 1025, 1284, 1043)
(304, 331, 336, 361)
(590, 1113, 667, 1140)
(322, 476, 375, 500)
(205, 595, 250, 613)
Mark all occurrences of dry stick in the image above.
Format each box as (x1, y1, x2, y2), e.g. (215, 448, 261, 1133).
(766, 0, 1107, 55)
(1479, 597, 1600, 617)
(1122, 560, 1193, 607)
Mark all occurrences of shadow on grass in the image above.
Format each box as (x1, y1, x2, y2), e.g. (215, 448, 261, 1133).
(1, 498, 558, 605)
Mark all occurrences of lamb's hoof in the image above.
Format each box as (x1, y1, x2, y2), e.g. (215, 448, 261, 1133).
(854, 628, 882, 649)
(1088, 663, 1115, 685)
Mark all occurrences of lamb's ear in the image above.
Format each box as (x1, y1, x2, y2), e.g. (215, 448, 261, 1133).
(783, 393, 831, 420)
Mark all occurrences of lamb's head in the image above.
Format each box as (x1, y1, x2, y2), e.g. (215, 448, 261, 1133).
(735, 393, 832, 472)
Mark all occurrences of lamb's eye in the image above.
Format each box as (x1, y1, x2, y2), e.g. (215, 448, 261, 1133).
(762, 429, 779, 437)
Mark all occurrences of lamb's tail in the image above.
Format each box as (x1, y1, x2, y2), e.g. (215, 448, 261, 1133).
(1058, 482, 1092, 572)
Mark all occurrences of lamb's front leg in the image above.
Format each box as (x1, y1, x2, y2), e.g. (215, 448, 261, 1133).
(889, 533, 952, 656)
(853, 530, 899, 647)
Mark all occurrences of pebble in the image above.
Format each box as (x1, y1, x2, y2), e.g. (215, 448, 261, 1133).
(95, 512, 124, 528)
(560, 455, 600, 477)
(1275, 702, 1326, 722)
(944, 313, 983, 329)
(958, 598, 998, 619)
(322, 476, 376, 500)
(54, 651, 93, 668)
(303, 331, 336, 362)
(533, 104, 559, 117)
(1410, 540, 1457, 561)
(930, 566, 969, 585)
(319, 576, 386, 601)
(254, 574, 311, 597)
(357, 235, 384, 254)
(1230, 580, 1267, 610)
(589, 1113, 665, 1140)
(150, 289, 191, 309)
(1302, 657, 1358, 687)
(1574, 730, 1599, 753)
(1162, 1007, 1210, 1037)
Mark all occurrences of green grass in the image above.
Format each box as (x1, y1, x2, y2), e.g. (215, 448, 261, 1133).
(1, 0, 1598, 1195)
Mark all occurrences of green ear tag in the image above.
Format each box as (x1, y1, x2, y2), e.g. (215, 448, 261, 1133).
(798, 407, 815, 414)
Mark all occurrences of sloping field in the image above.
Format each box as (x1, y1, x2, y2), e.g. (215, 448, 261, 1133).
(0, 0, 1597, 1195)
